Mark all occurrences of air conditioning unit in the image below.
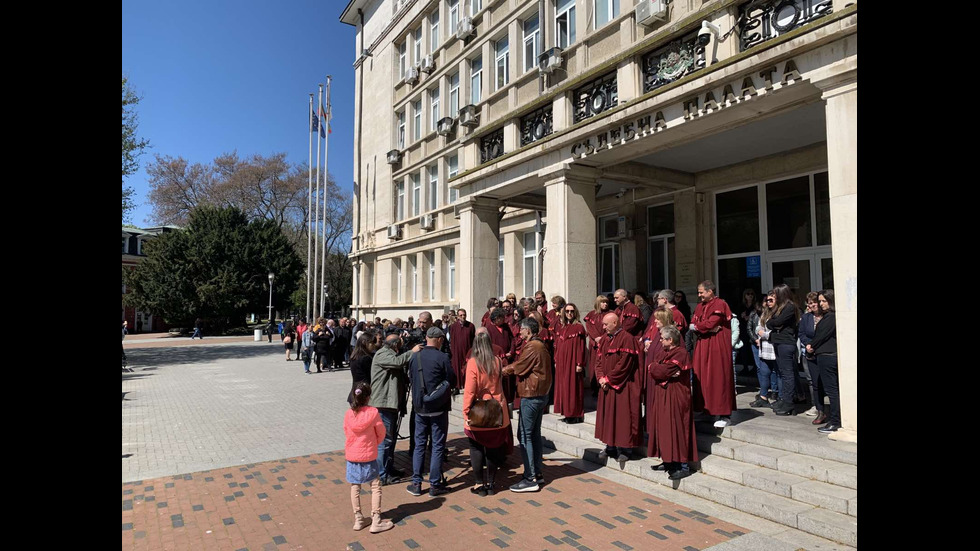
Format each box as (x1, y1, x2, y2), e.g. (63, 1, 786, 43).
(538, 47, 563, 74)
(386, 149, 402, 164)
(387, 225, 403, 240)
(419, 214, 435, 230)
(405, 66, 420, 85)
(420, 55, 435, 73)
(436, 116, 455, 136)
(458, 104, 479, 127)
(601, 216, 631, 241)
(635, 0, 668, 27)
(456, 17, 475, 41)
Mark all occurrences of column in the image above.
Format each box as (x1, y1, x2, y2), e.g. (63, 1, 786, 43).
(543, 167, 598, 309)
(818, 73, 857, 443)
(459, 196, 502, 316)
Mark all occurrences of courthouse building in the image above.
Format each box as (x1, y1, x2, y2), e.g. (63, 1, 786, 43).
(340, 0, 857, 442)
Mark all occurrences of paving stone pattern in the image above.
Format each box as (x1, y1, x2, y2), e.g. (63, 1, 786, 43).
(122, 436, 741, 551)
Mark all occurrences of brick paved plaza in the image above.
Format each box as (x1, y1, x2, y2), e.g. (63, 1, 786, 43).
(121, 336, 825, 550)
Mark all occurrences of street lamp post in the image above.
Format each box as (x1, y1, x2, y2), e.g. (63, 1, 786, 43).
(267, 272, 275, 326)
(323, 285, 330, 318)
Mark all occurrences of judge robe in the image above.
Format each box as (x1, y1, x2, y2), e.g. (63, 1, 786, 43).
(553, 322, 587, 417)
(594, 329, 643, 448)
(690, 297, 736, 416)
(616, 301, 644, 336)
(646, 344, 698, 463)
(671, 306, 688, 334)
(584, 310, 606, 382)
(487, 321, 518, 405)
(448, 320, 476, 389)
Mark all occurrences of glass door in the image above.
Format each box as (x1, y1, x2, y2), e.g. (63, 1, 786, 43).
(767, 255, 812, 308)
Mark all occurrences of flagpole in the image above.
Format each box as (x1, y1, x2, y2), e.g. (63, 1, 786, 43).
(314, 83, 323, 321)
(321, 75, 332, 317)
(307, 93, 314, 322)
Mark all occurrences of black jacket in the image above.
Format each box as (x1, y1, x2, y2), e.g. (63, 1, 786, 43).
(766, 303, 798, 345)
(409, 346, 456, 414)
(809, 312, 836, 356)
(312, 329, 333, 354)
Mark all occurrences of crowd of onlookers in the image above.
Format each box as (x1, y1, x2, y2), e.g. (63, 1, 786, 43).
(271, 283, 838, 536)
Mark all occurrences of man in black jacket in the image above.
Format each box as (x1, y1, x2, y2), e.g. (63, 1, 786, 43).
(405, 326, 456, 498)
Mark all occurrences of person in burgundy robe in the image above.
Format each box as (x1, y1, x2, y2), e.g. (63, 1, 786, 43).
(481, 297, 499, 328)
(647, 325, 698, 480)
(584, 295, 612, 398)
(487, 308, 518, 406)
(690, 280, 736, 428)
(449, 309, 476, 392)
(594, 312, 643, 463)
(613, 289, 644, 336)
(553, 303, 587, 423)
(546, 295, 566, 330)
(653, 289, 688, 334)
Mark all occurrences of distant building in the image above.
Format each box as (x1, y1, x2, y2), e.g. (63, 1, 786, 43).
(122, 225, 180, 332)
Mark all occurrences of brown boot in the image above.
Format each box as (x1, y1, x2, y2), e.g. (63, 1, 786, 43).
(353, 512, 371, 531)
(369, 512, 393, 534)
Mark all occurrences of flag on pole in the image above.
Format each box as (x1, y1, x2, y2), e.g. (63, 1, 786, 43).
(311, 107, 320, 134)
(319, 103, 331, 135)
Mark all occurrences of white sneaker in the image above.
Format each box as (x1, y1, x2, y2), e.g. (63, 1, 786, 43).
(713, 417, 730, 428)
(804, 406, 818, 417)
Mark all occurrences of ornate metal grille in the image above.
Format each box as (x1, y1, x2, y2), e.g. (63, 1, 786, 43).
(520, 105, 553, 147)
(738, 0, 833, 51)
(641, 33, 704, 94)
(480, 128, 505, 164)
(573, 72, 618, 123)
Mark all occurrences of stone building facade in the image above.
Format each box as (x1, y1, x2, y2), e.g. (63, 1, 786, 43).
(340, 0, 857, 442)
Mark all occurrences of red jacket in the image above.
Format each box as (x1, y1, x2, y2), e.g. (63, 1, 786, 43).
(344, 406, 385, 463)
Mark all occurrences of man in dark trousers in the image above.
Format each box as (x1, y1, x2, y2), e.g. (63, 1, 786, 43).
(406, 327, 456, 498)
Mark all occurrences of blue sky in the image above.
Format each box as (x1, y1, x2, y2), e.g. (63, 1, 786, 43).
(122, 0, 356, 226)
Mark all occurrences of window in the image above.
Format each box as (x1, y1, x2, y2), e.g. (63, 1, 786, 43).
(594, 0, 620, 29)
(397, 110, 405, 148)
(449, 0, 459, 33)
(523, 14, 540, 73)
(448, 248, 456, 299)
(598, 215, 621, 294)
(647, 203, 676, 292)
(556, 0, 576, 49)
(396, 181, 405, 220)
(122, 236, 128, 253)
(767, 176, 812, 250)
(428, 251, 436, 300)
(523, 232, 539, 297)
(471, 56, 482, 104)
(498, 239, 504, 297)
(716, 186, 760, 255)
(398, 41, 407, 79)
(136, 239, 144, 255)
(429, 87, 440, 131)
(428, 165, 438, 211)
(469, 0, 482, 17)
(395, 258, 403, 303)
(411, 173, 421, 217)
(449, 72, 460, 116)
(447, 154, 459, 203)
(414, 27, 422, 65)
(411, 257, 418, 302)
(413, 99, 422, 140)
(430, 11, 440, 52)
(494, 36, 509, 90)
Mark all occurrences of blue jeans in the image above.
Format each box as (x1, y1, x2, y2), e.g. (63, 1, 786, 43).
(517, 395, 547, 480)
(412, 411, 448, 487)
(377, 408, 399, 480)
(191, 328, 202, 339)
(759, 358, 780, 397)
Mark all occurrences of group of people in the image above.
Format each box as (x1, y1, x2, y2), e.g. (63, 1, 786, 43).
(273, 317, 358, 373)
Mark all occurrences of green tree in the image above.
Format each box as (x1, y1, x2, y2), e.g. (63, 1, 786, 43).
(124, 206, 303, 330)
(123, 76, 150, 222)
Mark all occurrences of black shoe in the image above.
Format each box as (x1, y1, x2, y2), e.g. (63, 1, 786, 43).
(650, 463, 670, 471)
(470, 485, 488, 497)
(429, 485, 448, 497)
(749, 397, 770, 408)
(559, 417, 569, 423)
(388, 468, 406, 479)
(534, 473, 544, 484)
(597, 447, 618, 461)
(567, 417, 583, 424)
(818, 424, 840, 434)
(406, 483, 423, 496)
(669, 469, 694, 480)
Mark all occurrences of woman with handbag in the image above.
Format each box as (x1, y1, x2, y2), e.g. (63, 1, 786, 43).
(462, 331, 514, 497)
(283, 321, 296, 361)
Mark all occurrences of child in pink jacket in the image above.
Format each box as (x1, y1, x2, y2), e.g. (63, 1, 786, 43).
(345, 382, 394, 533)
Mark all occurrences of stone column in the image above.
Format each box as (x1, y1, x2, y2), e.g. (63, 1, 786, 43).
(543, 168, 598, 309)
(459, 197, 502, 316)
(817, 73, 857, 443)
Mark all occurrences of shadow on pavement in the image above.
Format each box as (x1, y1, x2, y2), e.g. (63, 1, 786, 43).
(125, 344, 281, 368)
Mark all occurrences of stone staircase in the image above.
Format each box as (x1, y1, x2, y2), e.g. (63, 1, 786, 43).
(448, 390, 857, 549)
